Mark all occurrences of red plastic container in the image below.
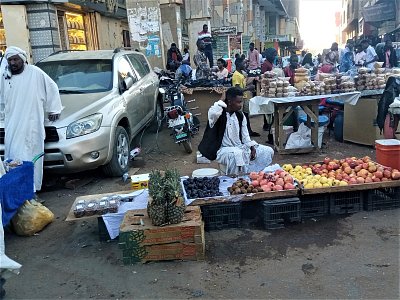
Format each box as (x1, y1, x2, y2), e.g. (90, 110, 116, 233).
(375, 139, 400, 170)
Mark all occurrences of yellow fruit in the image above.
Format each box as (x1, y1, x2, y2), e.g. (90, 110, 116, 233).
(314, 182, 323, 188)
(304, 183, 314, 189)
(322, 183, 330, 187)
(320, 177, 328, 184)
(294, 165, 302, 171)
(314, 175, 321, 180)
(283, 164, 293, 171)
(339, 181, 348, 186)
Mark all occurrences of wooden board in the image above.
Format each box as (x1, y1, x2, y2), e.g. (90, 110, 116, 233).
(119, 206, 203, 245)
(189, 188, 300, 206)
(119, 206, 205, 264)
(302, 179, 400, 195)
(65, 190, 137, 222)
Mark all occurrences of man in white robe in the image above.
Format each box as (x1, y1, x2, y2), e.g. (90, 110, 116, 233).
(198, 87, 274, 175)
(0, 46, 62, 192)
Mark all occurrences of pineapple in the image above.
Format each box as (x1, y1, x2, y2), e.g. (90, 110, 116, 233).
(164, 169, 186, 224)
(147, 170, 167, 226)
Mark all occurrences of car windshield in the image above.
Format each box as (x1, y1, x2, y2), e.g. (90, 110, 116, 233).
(37, 59, 113, 93)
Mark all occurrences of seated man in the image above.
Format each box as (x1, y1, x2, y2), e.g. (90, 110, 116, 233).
(175, 60, 192, 81)
(198, 87, 274, 175)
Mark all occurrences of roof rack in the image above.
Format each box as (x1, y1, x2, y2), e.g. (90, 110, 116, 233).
(113, 47, 141, 53)
(49, 49, 84, 57)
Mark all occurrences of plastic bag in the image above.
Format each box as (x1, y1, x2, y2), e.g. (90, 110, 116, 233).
(11, 200, 54, 236)
(285, 123, 312, 149)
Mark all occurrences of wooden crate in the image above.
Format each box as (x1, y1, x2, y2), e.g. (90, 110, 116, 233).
(119, 206, 205, 264)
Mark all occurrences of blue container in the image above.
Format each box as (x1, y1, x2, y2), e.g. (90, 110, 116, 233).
(299, 115, 329, 127)
(334, 110, 344, 142)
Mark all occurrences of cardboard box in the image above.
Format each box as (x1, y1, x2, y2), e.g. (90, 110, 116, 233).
(130, 173, 149, 190)
(343, 97, 385, 146)
(119, 206, 205, 264)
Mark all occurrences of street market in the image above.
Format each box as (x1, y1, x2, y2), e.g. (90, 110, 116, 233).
(1, 0, 400, 299)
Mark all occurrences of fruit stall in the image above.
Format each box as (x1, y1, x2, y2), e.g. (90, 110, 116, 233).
(64, 154, 400, 263)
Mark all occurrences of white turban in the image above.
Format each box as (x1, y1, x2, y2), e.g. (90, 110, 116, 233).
(5, 46, 28, 63)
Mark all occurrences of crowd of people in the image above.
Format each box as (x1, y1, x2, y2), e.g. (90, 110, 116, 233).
(165, 26, 399, 176)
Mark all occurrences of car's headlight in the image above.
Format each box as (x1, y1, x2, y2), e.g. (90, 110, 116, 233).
(66, 113, 103, 139)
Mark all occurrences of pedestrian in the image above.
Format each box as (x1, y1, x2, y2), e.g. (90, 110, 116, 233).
(382, 39, 398, 68)
(198, 87, 274, 175)
(231, 53, 240, 73)
(284, 54, 299, 85)
(198, 24, 214, 67)
(339, 39, 355, 73)
(247, 42, 261, 70)
(166, 43, 182, 72)
(0, 46, 62, 193)
(232, 58, 260, 137)
(361, 39, 378, 69)
(298, 50, 307, 64)
(193, 39, 211, 80)
(182, 47, 190, 63)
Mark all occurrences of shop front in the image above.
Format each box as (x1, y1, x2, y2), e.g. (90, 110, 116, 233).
(0, 9, 5, 54)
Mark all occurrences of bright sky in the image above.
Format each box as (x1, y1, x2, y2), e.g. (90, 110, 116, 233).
(299, 0, 341, 54)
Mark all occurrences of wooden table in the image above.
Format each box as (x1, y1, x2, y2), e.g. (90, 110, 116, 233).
(249, 92, 362, 154)
(273, 99, 320, 154)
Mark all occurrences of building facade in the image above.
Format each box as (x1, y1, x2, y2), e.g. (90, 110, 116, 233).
(341, 0, 400, 46)
(0, 0, 130, 63)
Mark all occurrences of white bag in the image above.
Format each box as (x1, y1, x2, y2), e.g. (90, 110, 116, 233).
(285, 123, 312, 149)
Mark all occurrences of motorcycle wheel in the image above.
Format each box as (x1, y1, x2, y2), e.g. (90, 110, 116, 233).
(182, 140, 193, 154)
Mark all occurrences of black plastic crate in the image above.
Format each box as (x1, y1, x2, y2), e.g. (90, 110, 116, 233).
(261, 198, 301, 230)
(98, 217, 115, 241)
(300, 194, 330, 218)
(201, 202, 241, 231)
(330, 191, 364, 215)
(365, 187, 400, 211)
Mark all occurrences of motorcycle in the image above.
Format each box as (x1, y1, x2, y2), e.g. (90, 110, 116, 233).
(163, 78, 200, 153)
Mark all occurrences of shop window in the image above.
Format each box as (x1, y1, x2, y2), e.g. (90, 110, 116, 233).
(122, 30, 131, 48)
(0, 11, 6, 54)
(65, 12, 87, 50)
(127, 54, 150, 78)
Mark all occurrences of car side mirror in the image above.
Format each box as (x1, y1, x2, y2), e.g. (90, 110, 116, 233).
(123, 77, 134, 91)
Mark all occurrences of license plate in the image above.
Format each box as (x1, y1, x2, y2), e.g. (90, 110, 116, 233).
(176, 132, 187, 139)
(169, 116, 185, 127)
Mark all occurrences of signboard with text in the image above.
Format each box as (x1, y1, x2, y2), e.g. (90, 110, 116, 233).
(362, 2, 395, 23)
(212, 26, 237, 36)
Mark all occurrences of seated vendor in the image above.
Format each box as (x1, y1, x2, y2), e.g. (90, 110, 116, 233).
(284, 54, 298, 85)
(198, 87, 274, 175)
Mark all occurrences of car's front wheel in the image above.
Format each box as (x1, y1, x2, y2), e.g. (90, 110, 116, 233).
(103, 126, 130, 176)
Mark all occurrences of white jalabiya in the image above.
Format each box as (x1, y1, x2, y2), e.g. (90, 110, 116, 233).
(1, 202, 22, 277)
(208, 101, 274, 175)
(0, 65, 62, 191)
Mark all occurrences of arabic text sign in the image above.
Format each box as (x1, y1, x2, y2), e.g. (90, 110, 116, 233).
(212, 26, 237, 36)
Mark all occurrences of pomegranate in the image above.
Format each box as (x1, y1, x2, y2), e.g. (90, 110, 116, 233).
(251, 180, 260, 187)
(273, 185, 283, 191)
(391, 171, 400, 180)
(383, 169, 392, 179)
(284, 183, 295, 190)
(261, 185, 271, 192)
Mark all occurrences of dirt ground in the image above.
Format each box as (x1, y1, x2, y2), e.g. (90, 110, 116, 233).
(3, 114, 400, 299)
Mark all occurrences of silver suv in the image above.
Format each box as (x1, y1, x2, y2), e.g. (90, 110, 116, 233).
(0, 49, 162, 176)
